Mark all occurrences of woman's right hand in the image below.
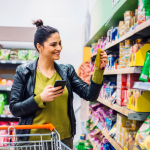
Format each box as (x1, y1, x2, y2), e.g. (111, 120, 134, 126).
(40, 85, 65, 102)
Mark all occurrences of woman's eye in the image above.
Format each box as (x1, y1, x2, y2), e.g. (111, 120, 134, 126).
(51, 44, 56, 47)
(59, 43, 62, 45)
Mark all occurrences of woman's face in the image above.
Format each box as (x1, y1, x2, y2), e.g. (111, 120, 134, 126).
(38, 32, 62, 60)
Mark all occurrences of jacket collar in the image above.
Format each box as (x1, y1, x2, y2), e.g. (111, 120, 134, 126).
(26, 58, 66, 80)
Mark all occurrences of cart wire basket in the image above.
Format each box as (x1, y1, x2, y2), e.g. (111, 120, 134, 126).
(0, 123, 72, 150)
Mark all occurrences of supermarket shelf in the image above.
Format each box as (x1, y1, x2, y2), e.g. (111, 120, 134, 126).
(0, 114, 19, 119)
(0, 86, 11, 91)
(97, 98, 150, 121)
(87, 134, 98, 150)
(104, 67, 142, 75)
(102, 129, 123, 150)
(0, 60, 33, 64)
(91, 115, 122, 150)
(91, 67, 142, 76)
(133, 82, 150, 91)
(105, 19, 150, 51)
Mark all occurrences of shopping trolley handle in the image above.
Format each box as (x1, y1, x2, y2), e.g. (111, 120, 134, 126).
(0, 123, 55, 131)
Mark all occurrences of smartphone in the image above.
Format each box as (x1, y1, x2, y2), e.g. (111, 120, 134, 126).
(54, 80, 66, 90)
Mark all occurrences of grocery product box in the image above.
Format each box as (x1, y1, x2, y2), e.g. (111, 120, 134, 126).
(116, 88, 127, 106)
(117, 74, 127, 89)
(127, 74, 140, 89)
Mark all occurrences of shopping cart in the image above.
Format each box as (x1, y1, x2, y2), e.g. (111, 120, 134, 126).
(0, 123, 72, 150)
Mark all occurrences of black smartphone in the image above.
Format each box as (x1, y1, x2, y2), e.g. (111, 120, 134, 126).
(54, 80, 66, 90)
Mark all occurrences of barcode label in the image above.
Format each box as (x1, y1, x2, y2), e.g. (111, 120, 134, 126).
(1, 60, 6, 63)
(141, 74, 148, 80)
(126, 121, 130, 127)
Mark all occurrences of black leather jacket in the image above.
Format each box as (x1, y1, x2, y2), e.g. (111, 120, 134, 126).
(9, 58, 103, 141)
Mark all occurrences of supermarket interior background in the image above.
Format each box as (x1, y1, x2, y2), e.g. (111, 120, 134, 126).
(1, 0, 150, 149)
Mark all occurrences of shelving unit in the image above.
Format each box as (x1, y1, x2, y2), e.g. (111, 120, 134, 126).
(97, 98, 150, 121)
(104, 19, 150, 51)
(0, 60, 33, 64)
(0, 86, 11, 91)
(0, 114, 19, 119)
(87, 134, 98, 150)
(91, 67, 142, 76)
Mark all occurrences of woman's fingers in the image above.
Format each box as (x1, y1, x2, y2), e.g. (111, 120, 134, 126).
(51, 86, 62, 92)
(53, 92, 64, 98)
(53, 89, 65, 95)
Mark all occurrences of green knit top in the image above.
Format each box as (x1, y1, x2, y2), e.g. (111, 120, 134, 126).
(29, 68, 104, 141)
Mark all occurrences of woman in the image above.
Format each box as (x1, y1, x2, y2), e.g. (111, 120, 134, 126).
(10, 19, 108, 149)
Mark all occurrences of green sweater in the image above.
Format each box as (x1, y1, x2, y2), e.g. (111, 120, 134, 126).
(29, 69, 104, 141)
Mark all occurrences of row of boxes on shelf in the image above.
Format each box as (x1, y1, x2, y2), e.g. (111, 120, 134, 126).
(0, 49, 38, 61)
(0, 93, 11, 115)
(0, 79, 13, 87)
(88, 101, 143, 150)
(99, 73, 150, 112)
(101, 40, 150, 70)
(0, 121, 19, 146)
(90, 0, 150, 55)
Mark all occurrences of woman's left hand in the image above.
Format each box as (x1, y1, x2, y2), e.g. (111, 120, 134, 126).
(99, 50, 108, 70)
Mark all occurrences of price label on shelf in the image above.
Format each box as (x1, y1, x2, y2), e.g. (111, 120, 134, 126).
(7, 87, 11, 91)
(22, 61, 26, 64)
(8, 115, 13, 118)
(1, 60, 6, 63)
(11, 60, 16, 64)
(1, 114, 5, 117)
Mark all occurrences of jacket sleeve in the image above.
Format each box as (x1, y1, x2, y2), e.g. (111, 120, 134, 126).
(9, 66, 41, 117)
(68, 64, 103, 102)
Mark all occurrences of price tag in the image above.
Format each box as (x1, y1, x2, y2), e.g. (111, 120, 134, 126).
(90, 115, 94, 122)
(12, 60, 16, 64)
(1, 114, 5, 117)
(7, 87, 11, 91)
(8, 115, 13, 118)
(22, 61, 26, 64)
(94, 119, 99, 126)
(1, 60, 6, 63)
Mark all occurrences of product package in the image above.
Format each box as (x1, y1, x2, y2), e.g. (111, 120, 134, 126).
(28, 50, 38, 60)
(138, 0, 150, 24)
(0, 49, 10, 60)
(17, 50, 28, 60)
(139, 50, 150, 82)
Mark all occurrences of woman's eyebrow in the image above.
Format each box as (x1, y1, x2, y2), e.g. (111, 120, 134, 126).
(50, 41, 61, 44)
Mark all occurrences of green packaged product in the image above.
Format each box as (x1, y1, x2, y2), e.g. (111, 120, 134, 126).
(139, 50, 150, 82)
(0, 101, 4, 114)
(0, 49, 10, 60)
(0, 93, 7, 105)
(28, 50, 38, 60)
(138, 0, 150, 24)
(17, 50, 28, 60)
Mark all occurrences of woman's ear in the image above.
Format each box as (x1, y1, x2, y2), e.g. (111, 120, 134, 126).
(37, 43, 43, 52)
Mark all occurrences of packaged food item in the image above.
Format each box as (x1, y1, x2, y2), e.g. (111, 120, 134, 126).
(9, 49, 18, 60)
(28, 50, 38, 60)
(94, 49, 101, 70)
(136, 115, 150, 149)
(139, 50, 150, 82)
(0, 49, 10, 60)
(138, 0, 150, 24)
(3, 105, 11, 115)
(17, 50, 28, 60)
(127, 74, 140, 89)
(0, 121, 9, 146)
(117, 74, 127, 89)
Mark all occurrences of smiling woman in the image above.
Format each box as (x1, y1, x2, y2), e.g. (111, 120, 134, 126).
(9, 19, 108, 150)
